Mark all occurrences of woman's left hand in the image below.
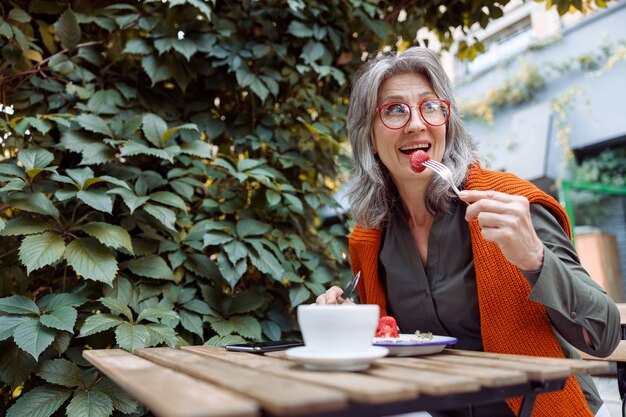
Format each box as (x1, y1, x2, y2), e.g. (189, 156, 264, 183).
(460, 190, 544, 272)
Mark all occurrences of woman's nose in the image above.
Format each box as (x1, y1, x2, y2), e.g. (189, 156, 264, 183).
(404, 107, 426, 133)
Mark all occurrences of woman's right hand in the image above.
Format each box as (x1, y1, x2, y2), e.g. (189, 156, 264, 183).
(315, 286, 356, 305)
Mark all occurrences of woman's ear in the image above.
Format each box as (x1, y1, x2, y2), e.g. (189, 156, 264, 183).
(370, 133, 377, 154)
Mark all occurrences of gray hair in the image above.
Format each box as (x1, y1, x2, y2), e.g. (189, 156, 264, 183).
(346, 47, 482, 229)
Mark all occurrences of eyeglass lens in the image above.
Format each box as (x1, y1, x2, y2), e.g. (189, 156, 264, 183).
(380, 100, 448, 128)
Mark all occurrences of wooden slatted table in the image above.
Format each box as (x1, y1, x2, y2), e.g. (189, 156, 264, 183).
(83, 346, 607, 417)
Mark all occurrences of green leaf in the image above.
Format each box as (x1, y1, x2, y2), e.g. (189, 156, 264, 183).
(39, 306, 77, 332)
(223, 240, 248, 264)
(99, 297, 133, 320)
(266, 189, 281, 206)
(143, 203, 177, 230)
(229, 290, 268, 315)
(51, 331, 73, 355)
(0, 217, 50, 236)
(262, 320, 282, 341)
(9, 8, 31, 23)
(74, 114, 112, 137)
(0, 178, 27, 192)
(19, 232, 65, 274)
(284, 193, 303, 213)
(179, 140, 213, 158)
(107, 187, 149, 214)
(87, 90, 124, 115)
(250, 77, 269, 102)
(248, 241, 285, 280)
(288, 20, 313, 38)
(236, 219, 271, 237)
(0, 341, 37, 387)
(78, 314, 124, 337)
(184, 0, 212, 20)
(149, 191, 186, 210)
(55, 8, 81, 50)
(94, 379, 140, 414)
(66, 390, 114, 417)
(142, 113, 168, 147)
(18, 148, 54, 170)
(289, 285, 311, 307)
(202, 231, 233, 247)
(209, 315, 262, 339)
(9, 192, 60, 219)
(123, 38, 151, 55)
(0, 162, 25, 178)
(120, 141, 174, 162)
(77, 190, 113, 213)
(0, 20, 13, 38)
(125, 255, 174, 280)
(184, 253, 219, 279)
(183, 299, 213, 315)
(0, 316, 30, 340)
(37, 358, 84, 388)
(204, 334, 246, 346)
(136, 308, 177, 325)
(163, 123, 198, 143)
(115, 322, 151, 351)
(13, 317, 57, 361)
(0, 295, 40, 315)
(66, 167, 94, 187)
(179, 310, 203, 337)
(217, 252, 247, 288)
(78, 222, 134, 254)
(97, 175, 132, 190)
(145, 323, 178, 347)
(64, 238, 118, 285)
(141, 55, 169, 86)
(6, 385, 71, 417)
(38, 293, 87, 311)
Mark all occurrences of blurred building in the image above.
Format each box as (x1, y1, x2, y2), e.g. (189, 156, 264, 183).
(445, 0, 626, 298)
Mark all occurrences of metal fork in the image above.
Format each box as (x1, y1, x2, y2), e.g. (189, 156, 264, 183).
(341, 271, 361, 301)
(422, 160, 462, 196)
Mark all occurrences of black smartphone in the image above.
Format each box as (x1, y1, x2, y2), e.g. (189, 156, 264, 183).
(225, 341, 304, 353)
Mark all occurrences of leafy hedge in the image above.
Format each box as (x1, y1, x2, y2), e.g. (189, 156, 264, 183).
(0, 0, 594, 416)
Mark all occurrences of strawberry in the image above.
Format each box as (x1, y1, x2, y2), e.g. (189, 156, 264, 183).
(409, 150, 430, 173)
(376, 316, 399, 338)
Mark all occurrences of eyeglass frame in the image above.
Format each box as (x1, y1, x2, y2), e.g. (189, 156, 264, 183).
(376, 98, 451, 130)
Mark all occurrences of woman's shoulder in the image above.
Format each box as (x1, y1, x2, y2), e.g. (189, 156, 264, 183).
(349, 225, 382, 243)
(465, 164, 539, 196)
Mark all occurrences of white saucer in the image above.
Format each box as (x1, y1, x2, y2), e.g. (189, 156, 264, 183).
(285, 346, 389, 371)
(373, 334, 458, 357)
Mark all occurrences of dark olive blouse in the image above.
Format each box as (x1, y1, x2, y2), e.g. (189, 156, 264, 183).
(378, 201, 620, 417)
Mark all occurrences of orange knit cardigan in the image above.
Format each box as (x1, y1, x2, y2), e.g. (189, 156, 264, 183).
(349, 164, 593, 417)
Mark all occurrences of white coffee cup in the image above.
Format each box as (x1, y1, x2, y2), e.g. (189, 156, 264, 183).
(297, 304, 379, 354)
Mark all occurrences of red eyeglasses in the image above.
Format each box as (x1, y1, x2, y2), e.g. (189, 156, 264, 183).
(377, 99, 450, 129)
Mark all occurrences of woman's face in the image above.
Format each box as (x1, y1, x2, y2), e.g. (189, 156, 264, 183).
(372, 72, 447, 186)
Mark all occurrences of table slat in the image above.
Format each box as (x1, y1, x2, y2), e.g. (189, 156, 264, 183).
(616, 303, 626, 326)
(376, 356, 526, 387)
(83, 349, 259, 417)
(365, 364, 481, 395)
(182, 346, 417, 404)
(427, 351, 572, 381)
(444, 349, 610, 374)
(136, 347, 347, 416)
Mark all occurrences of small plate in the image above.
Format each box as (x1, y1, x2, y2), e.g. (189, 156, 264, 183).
(285, 346, 389, 371)
(373, 334, 458, 357)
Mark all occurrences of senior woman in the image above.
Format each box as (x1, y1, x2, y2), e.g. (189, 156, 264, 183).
(316, 47, 620, 417)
